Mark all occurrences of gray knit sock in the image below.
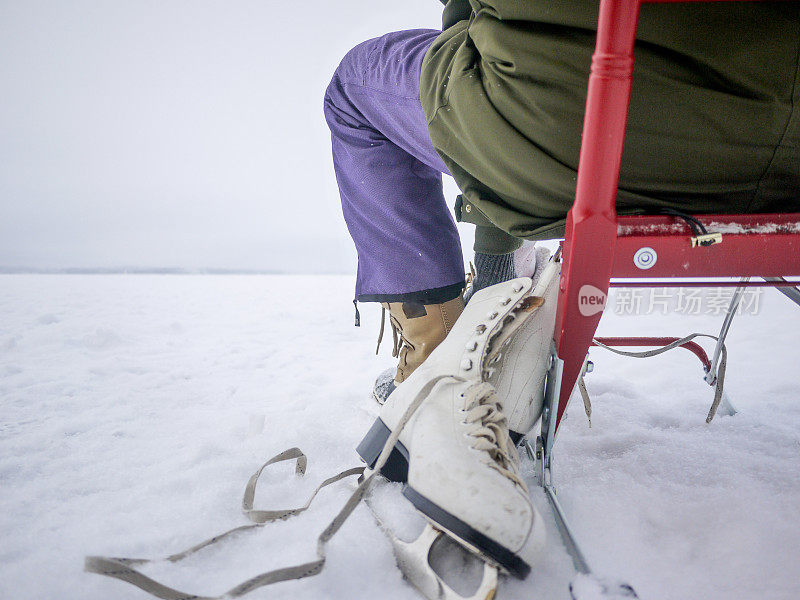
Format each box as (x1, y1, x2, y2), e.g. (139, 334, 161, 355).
(472, 252, 517, 295)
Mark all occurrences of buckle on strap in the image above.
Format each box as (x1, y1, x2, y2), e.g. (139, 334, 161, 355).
(691, 233, 723, 247)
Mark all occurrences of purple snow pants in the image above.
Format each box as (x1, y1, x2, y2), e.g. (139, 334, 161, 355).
(324, 29, 465, 304)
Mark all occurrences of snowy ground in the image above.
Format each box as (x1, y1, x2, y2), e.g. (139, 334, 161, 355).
(1, 274, 799, 600)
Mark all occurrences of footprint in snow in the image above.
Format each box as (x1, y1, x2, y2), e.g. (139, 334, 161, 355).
(2, 336, 21, 351)
(82, 328, 123, 350)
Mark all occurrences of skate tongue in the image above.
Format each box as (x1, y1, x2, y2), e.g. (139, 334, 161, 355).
(482, 294, 544, 375)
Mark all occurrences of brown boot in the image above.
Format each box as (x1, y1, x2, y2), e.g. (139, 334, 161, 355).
(373, 294, 465, 403)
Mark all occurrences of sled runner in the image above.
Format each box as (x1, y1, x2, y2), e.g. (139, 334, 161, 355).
(532, 0, 800, 592)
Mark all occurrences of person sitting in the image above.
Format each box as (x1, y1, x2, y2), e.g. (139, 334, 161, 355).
(323, 0, 800, 401)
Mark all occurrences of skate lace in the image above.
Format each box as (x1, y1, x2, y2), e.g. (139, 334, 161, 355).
(461, 382, 526, 490)
(375, 306, 406, 358)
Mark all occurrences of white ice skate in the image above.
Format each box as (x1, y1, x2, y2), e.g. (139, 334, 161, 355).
(357, 254, 561, 479)
(356, 255, 562, 580)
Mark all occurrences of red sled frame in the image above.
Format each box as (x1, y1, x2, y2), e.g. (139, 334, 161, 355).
(527, 0, 800, 578)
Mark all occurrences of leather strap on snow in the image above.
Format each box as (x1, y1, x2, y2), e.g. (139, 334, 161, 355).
(590, 333, 728, 423)
(85, 447, 362, 599)
(577, 377, 592, 427)
(86, 376, 456, 599)
(242, 448, 363, 523)
(705, 343, 728, 424)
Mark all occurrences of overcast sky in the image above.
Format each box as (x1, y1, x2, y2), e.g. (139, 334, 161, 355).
(0, 0, 469, 272)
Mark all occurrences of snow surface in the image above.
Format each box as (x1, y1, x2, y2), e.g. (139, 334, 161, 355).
(1, 274, 799, 600)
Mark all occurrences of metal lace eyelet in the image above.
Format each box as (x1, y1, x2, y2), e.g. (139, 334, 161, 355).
(501, 297, 512, 305)
(460, 358, 473, 371)
(487, 311, 499, 320)
(512, 283, 524, 293)
(465, 340, 478, 352)
(475, 324, 487, 334)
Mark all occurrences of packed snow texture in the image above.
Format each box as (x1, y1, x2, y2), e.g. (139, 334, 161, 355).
(1, 274, 799, 600)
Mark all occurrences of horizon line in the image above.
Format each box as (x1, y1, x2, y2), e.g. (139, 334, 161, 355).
(0, 266, 352, 275)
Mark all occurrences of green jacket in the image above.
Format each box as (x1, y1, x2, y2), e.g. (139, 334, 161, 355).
(441, 0, 472, 29)
(423, 1, 800, 246)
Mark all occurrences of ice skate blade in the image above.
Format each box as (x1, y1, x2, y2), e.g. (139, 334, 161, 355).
(391, 524, 498, 600)
(355, 418, 409, 483)
(403, 486, 531, 579)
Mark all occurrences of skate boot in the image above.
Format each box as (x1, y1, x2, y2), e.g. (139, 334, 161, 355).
(358, 253, 561, 480)
(486, 253, 561, 439)
(403, 377, 546, 578)
(356, 255, 561, 578)
(372, 295, 464, 404)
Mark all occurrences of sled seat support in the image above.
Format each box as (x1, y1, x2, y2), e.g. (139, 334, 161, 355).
(532, 0, 800, 579)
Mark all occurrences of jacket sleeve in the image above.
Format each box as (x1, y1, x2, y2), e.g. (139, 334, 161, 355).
(440, 0, 472, 30)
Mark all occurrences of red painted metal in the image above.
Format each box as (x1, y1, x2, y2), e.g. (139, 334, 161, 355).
(609, 280, 800, 288)
(613, 214, 800, 278)
(593, 337, 712, 371)
(551, 0, 800, 436)
(553, 0, 640, 428)
(644, 0, 793, 2)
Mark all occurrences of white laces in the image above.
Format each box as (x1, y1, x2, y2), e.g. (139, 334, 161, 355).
(461, 382, 527, 490)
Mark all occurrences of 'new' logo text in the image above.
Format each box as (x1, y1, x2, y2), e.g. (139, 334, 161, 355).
(578, 285, 607, 317)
